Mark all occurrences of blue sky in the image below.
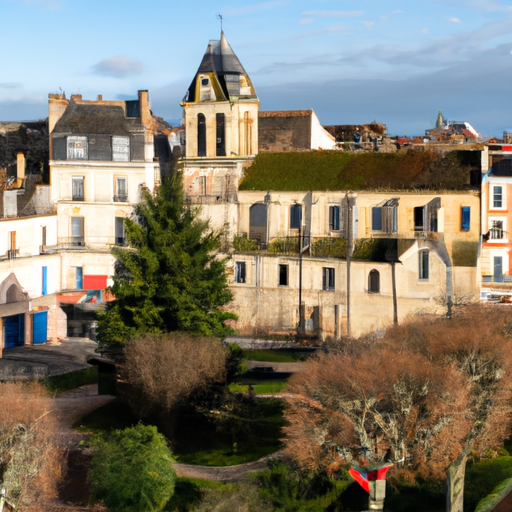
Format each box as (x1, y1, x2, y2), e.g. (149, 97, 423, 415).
(1, 0, 511, 136)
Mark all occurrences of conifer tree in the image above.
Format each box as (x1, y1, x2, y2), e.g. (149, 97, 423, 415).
(97, 171, 235, 345)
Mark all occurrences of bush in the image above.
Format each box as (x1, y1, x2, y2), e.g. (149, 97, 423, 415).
(464, 457, 512, 512)
(88, 424, 176, 512)
(233, 233, 259, 252)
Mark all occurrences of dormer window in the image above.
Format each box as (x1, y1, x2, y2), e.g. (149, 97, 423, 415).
(201, 78, 209, 86)
(67, 136, 88, 160)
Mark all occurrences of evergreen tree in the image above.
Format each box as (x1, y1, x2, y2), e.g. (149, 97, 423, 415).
(97, 171, 235, 345)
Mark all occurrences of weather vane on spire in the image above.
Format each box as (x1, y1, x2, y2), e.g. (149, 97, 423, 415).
(217, 14, 223, 31)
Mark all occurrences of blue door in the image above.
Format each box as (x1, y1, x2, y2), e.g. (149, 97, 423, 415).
(76, 267, 83, 289)
(33, 311, 48, 344)
(4, 314, 24, 349)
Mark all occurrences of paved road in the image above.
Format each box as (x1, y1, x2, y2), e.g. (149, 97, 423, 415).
(0, 338, 97, 379)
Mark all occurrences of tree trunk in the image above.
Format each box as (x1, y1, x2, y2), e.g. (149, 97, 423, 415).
(446, 452, 468, 512)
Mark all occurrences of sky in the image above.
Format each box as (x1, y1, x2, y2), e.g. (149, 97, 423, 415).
(1, 0, 512, 137)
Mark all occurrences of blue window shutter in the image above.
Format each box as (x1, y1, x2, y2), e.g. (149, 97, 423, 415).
(290, 205, 302, 229)
(42, 266, 47, 296)
(372, 207, 382, 230)
(461, 207, 470, 231)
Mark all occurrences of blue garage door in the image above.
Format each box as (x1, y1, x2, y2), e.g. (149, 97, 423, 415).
(33, 311, 48, 344)
(4, 314, 25, 349)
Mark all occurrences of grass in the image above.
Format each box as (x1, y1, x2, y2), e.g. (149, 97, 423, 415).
(74, 398, 137, 432)
(43, 366, 98, 393)
(229, 380, 287, 395)
(243, 348, 313, 362)
(173, 398, 286, 466)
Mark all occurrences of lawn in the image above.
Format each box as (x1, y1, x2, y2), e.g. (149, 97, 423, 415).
(229, 380, 287, 394)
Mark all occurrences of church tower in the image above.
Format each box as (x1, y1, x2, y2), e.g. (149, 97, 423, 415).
(182, 31, 259, 159)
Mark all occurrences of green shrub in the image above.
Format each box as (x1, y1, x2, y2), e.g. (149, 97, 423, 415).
(88, 424, 176, 512)
(311, 237, 347, 258)
(257, 459, 350, 511)
(233, 233, 259, 252)
(267, 238, 299, 254)
(43, 366, 98, 393)
(465, 457, 512, 512)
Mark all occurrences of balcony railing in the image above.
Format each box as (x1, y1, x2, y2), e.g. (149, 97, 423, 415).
(114, 195, 128, 203)
(482, 275, 512, 284)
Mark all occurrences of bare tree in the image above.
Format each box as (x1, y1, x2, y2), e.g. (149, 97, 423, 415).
(0, 382, 64, 510)
(121, 334, 228, 418)
(284, 306, 512, 511)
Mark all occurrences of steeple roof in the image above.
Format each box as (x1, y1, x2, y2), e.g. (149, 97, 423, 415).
(184, 31, 258, 103)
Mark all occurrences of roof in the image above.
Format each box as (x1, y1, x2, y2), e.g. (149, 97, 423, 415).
(185, 31, 257, 103)
(52, 101, 140, 135)
(259, 110, 314, 118)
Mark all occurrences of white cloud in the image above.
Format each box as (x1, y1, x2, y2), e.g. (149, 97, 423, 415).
(0, 83, 22, 89)
(302, 10, 364, 17)
(448, 17, 461, 23)
(299, 18, 314, 25)
(362, 21, 375, 27)
(392, 10, 404, 14)
(422, 28, 429, 33)
(92, 56, 143, 78)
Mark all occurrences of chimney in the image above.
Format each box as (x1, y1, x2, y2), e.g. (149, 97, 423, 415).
(17, 152, 25, 181)
(138, 90, 151, 128)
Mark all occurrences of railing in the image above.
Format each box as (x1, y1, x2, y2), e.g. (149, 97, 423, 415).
(482, 275, 512, 284)
(72, 195, 84, 201)
(184, 194, 237, 205)
(41, 238, 87, 252)
(114, 195, 128, 203)
(233, 234, 350, 258)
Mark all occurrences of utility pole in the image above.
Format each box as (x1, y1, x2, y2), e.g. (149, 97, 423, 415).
(346, 193, 354, 338)
(298, 220, 303, 338)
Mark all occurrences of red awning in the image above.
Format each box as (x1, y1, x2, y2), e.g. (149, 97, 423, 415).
(83, 275, 108, 290)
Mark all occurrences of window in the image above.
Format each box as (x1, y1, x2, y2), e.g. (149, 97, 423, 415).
(368, 269, 380, 293)
(235, 261, 246, 283)
(216, 113, 226, 156)
(329, 205, 340, 231)
(490, 220, 504, 240)
(197, 113, 206, 156)
(372, 199, 399, 233)
(414, 206, 424, 231)
(290, 204, 302, 229)
(70, 217, 84, 246)
(41, 226, 46, 248)
(414, 198, 440, 232)
(419, 250, 429, 280)
(493, 186, 503, 208)
(72, 176, 84, 201)
(461, 206, 470, 231)
(115, 177, 128, 202)
(372, 207, 382, 231)
(279, 264, 288, 286)
(115, 217, 125, 246)
(201, 78, 209, 86)
(322, 267, 335, 291)
(67, 136, 88, 160)
(112, 136, 130, 162)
